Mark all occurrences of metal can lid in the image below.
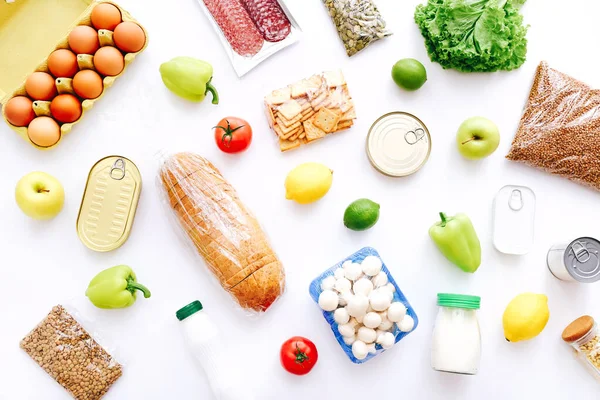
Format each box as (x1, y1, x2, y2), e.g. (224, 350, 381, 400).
(564, 237, 600, 283)
(76, 156, 142, 252)
(366, 112, 431, 177)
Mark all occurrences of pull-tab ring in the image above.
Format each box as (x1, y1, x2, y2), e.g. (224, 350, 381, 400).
(572, 241, 591, 263)
(110, 158, 126, 181)
(508, 189, 524, 211)
(405, 128, 425, 145)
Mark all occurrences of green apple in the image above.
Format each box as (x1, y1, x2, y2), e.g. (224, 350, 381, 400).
(15, 172, 65, 220)
(456, 117, 500, 160)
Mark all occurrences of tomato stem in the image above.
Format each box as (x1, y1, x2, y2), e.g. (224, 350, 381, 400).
(295, 342, 309, 364)
(214, 120, 245, 148)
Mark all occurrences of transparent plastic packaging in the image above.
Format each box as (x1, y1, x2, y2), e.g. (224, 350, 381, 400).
(20, 305, 123, 400)
(322, 0, 392, 57)
(159, 153, 285, 314)
(309, 247, 418, 364)
(507, 61, 600, 192)
(196, 0, 301, 77)
(264, 70, 357, 152)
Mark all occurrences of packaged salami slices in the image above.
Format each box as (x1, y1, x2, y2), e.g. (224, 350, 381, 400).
(197, 0, 301, 77)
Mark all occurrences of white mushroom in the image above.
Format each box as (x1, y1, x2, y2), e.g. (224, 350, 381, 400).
(380, 332, 395, 349)
(353, 278, 374, 297)
(338, 323, 356, 337)
(334, 308, 350, 325)
(334, 277, 352, 293)
(387, 302, 407, 323)
(352, 340, 368, 360)
(320, 276, 336, 291)
(347, 294, 369, 317)
(339, 291, 353, 307)
(334, 268, 346, 280)
(343, 334, 356, 346)
(376, 330, 386, 344)
(363, 312, 382, 329)
(398, 315, 415, 332)
(318, 290, 339, 311)
(344, 262, 363, 281)
(361, 256, 383, 276)
(371, 271, 389, 288)
(366, 343, 377, 355)
(384, 282, 396, 293)
(369, 289, 391, 312)
(358, 327, 377, 344)
(378, 311, 393, 330)
(355, 313, 364, 324)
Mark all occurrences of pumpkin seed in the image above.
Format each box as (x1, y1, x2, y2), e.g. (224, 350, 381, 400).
(322, 0, 392, 57)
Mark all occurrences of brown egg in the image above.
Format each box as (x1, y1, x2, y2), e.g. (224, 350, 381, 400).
(28, 116, 61, 147)
(94, 46, 124, 76)
(68, 26, 100, 55)
(25, 72, 57, 101)
(73, 70, 103, 99)
(50, 94, 82, 123)
(47, 49, 79, 78)
(91, 3, 122, 31)
(4, 96, 35, 127)
(113, 22, 145, 53)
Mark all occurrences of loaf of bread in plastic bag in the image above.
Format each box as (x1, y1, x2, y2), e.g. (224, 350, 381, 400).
(160, 152, 285, 313)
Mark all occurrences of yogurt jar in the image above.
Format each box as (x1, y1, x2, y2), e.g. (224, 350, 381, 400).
(431, 293, 481, 375)
(547, 237, 600, 283)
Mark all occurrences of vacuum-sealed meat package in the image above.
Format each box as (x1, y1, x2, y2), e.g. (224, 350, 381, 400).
(197, 0, 301, 77)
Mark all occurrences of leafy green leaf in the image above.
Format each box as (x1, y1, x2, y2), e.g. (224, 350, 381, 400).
(414, 0, 528, 72)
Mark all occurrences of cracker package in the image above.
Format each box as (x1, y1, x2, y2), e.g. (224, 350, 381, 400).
(264, 70, 357, 152)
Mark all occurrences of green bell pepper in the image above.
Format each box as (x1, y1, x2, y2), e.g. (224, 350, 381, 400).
(159, 57, 219, 104)
(429, 212, 481, 273)
(85, 265, 151, 309)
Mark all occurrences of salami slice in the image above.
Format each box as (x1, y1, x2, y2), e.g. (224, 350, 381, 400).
(240, 0, 291, 42)
(203, 0, 264, 57)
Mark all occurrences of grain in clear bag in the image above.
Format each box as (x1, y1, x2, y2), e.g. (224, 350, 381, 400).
(322, 0, 392, 57)
(20, 305, 123, 400)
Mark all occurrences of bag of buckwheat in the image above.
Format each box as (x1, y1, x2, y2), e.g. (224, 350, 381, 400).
(507, 61, 600, 191)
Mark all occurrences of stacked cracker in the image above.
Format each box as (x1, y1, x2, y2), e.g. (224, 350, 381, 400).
(265, 70, 356, 152)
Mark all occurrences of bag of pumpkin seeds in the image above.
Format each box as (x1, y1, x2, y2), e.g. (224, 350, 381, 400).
(322, 0, 392, 57)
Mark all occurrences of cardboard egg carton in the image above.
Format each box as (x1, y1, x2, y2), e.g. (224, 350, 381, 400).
(0, 0, 148, 150)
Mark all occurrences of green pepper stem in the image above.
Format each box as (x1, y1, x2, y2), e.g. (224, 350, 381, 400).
(439, 212, 447, 228)
(205, 81, 219, 105)
(128, 281, 151, 298)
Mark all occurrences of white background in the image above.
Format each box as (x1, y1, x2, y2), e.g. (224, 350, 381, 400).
(1, 0, 599, 399)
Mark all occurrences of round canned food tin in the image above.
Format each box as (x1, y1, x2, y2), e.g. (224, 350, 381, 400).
(77, 156, 142, 252)
(366, 112, 431, 177)
(547, 237, 600, 283)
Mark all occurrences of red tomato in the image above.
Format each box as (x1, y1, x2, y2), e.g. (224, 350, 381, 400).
(280, 336, 318, 375)
(214, 117, 252, 153)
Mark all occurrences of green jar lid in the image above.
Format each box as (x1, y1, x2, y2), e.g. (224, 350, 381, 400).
(176, 300, 203, 321)
(437, 293, 481, 309)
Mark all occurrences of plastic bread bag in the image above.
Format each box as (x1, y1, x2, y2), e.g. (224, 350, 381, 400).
(196, 0, 301, 77)
(322, 0, 392, 57)
(157, 152, 286, 316)
(507, 61, 600, 192)
(264, 70, 357, 152)
(20, 304, 124, 400)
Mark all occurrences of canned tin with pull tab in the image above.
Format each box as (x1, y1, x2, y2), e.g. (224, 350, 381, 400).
(77, 156, 142, 252)
(547, 237, 600, 283)
(366, 112, 431, 177)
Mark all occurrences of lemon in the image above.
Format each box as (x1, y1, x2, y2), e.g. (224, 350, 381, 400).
(503, 293, 550, 342)
(344, 199, 380, 231)
(391, 58, 427, 91)
(285, 163, 333, 204)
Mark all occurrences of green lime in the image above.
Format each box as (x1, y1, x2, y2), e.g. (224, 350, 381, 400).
(391, 58, 427, 91)
(344, 199, 380, 231)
